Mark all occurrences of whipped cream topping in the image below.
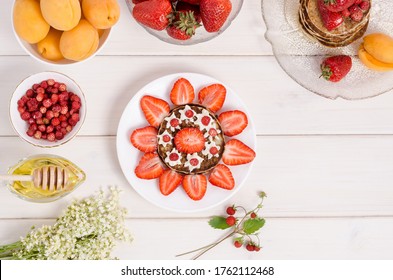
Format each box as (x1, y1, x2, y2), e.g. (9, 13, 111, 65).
(164, 148, 182, 167)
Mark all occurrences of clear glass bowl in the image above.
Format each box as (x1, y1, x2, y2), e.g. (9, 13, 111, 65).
(262, 0, 393, 100)
(126, 0, 243, 45)
(6, 154, 86, 203)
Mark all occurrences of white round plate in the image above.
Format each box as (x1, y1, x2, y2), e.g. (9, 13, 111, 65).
(116, 73, 257, 213)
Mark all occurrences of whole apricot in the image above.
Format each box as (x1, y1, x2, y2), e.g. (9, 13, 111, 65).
(82, 0, 120, 29)
(40, 0, 81, 31)
(13, 0, 50, 44)
(37, 28, 64, 61)
(363, 33, 393, 64)
(60, 20, 99, 61)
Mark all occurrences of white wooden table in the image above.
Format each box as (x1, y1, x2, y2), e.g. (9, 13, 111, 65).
(1, 0, 393, 260)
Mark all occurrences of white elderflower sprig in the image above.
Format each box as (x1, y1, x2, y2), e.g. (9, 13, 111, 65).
(0, 187, 132, 260)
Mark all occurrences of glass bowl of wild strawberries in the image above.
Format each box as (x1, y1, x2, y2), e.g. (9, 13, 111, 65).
(126, 0, 244, 45)
(10, 72, 86, 148)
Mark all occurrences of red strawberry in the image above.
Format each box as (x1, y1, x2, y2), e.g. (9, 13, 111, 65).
(218, 110, 248, 137)
(223, 139, 256, 166)
(170, 78, 195, 105)
(167, 25, 192, 40)
(135, 153, 164, 179)
(321, 55, 352, 82)
(198, 83, 226, 113)
(133, 0, 172, 31)
(209, 164, 235, 190)
(176, 2, 202, 23)
(200, 0, 232, 32)
(179, 0, 201, 4)
(349, 5, 363, 22)
(132, 0, 148, 3)
(323, 0, 356, 12)
(140, 95, 170, 127)
(130, 126, 158, 152)
(174, 128, 205, 153)
(183, 174, 207, 200)
(317, 0, 344, 31)
(159, 169, 183, 196)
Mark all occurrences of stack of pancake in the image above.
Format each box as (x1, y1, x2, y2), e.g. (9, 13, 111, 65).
(299, 0, 371, 47)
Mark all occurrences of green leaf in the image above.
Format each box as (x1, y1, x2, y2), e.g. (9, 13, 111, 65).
(234, 236, 244, 243)
(208, 216, 231, 230)
(243, 218, 265, 235)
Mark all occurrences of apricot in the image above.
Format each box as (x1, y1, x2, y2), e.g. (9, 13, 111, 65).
(13, 0, 50, 44)
(40, 0, 81, 31)
(60, 19, 99, 61)
(82, 0, 120, 29)
(359, 44, 393, 72)
(363, 33, 393, 64)
(37, 28, 64, 61)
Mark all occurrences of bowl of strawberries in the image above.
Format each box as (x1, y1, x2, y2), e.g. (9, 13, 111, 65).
(127, 0, 243, 45)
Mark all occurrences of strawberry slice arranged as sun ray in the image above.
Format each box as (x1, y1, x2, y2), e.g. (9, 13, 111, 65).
(131, 77, 256, 201)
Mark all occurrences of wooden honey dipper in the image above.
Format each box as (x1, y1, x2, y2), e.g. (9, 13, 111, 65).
(0, 165, 69, 191)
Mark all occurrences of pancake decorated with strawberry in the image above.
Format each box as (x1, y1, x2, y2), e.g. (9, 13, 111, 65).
(299, 0, 371, 47)
(130, 77, 255, 201)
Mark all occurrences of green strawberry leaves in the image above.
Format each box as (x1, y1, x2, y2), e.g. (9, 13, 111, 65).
(208, 216, 231, 230)
(243, 218, 265, 235)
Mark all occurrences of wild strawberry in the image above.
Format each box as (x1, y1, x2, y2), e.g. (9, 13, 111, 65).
(46, 110, 54, 120)
(43, 118, 50, 125)
(321, 55, 352, 82)
(133, 0, 172, 31)
(55, 131, 64, 140)
(198, 83, 226, 112)
(52, 104, 61, 113)
(32, 111, 42, 120)
(201, 116, 211, 126)
(53, 82, 60, 88)
(66, 125, 73, 132)
(29, 123, 38, 132)
(18, 106, 26, 114)
(250, 212, 257, 219)
(174, 128, 205, 153)
(36, 92, 44, 102)
(46, 125, 54, 133)
(254, 246, 261, 252)
(246, 243, 255, 251)
(34, 130, 42, 139)
(71, 101, 81, 110)
(32, 84, 40, 90)
(60, 106, 68, 115)
(234, 241, 242, 248)
(200, 0, 232, 32)
(61, 121, 68, 128)
(40, 106, 47, 114)
(26, 129, 34, 137)
(51, 118, 60, 126)
(36, 118, 43, 125)
(359, 1, 370, 11)
(226, 206, 236, 215)
(47, 79, 55, 86)
(170, 78, 195, 105)
(47, 132, 55, 142)
(42, 98, 52, 108)
(40, 81, 48, 89)
(349, 6, 363, 22)
(71, 113, 80, 122)
(38, 125, 46, 132)
(218, 110, 248, 137)
(222, 139, 256, 166)
(58, 83, 67, 92)
(51, 94, 59, 104)
(226, 215, 236, 226)
(21, 111, 30, 121)
(26, 89, 34, 97)
(59, 115, 67, 122)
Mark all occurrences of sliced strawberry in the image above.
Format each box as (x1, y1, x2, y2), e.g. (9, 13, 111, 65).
(174, 128, 205, 153)
(218, 110, 248, 137)
(133, 0, 172, 31)
(135, 152, 164, 179)
(183, 174, 207, 200)
(130, 126, 158, 152)
(140, 95, 170, 127)
(198, 83, 226, 112)
(159, 169, 183, 196)
(170, 78, 195, 105)
(209, 164, 235, 190)
(223, 139, 256, 166)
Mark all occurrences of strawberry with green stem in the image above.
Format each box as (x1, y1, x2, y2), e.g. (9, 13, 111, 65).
(167, 7, 201, 40)
(320, 55, 352, 82)
(176, 191, 266, 259)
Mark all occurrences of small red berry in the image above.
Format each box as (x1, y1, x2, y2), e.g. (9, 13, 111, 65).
(58, 83, 67, 92)
(226, 216, 236, 226)
(163, 135, 171, 142)
(170, 118, 179, 127)
(21, 111, 30, 121)
(246, 243, 255, 251)
(254, 246, 261, 252)
(190, 158, 199, 166)
(185, 110, 194, 118)
(359, 1, 369, 11)
(201, 116, 211, 126)
(226, 206, 236, 215)
(250, 212, 257, 219)
(209, 128, 217, 137)
(47, 79, 55, 86)
(234, 241, 242, 248)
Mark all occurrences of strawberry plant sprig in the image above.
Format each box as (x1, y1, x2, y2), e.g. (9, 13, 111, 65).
(176, 191, 266, 260)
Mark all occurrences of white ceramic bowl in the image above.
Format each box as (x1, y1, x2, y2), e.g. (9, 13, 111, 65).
(12, 0, 111, 66)
(10, 72, 87, 148)
(126, 0, 243, 45)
